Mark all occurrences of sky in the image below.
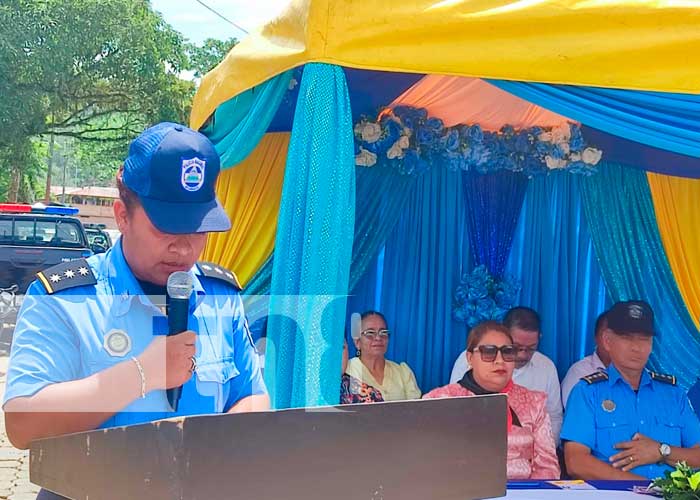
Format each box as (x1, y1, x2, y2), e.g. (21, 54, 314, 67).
(151, 0, 291, 44)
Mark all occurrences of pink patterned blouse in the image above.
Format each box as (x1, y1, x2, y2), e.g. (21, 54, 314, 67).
(423, 382, 560, 480)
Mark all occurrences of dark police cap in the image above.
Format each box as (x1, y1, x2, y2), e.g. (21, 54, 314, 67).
(122, 122, 231, 234)
(607, 300, 655, 336)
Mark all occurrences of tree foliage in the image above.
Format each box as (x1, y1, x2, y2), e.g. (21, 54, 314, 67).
(186, 37, 238, 79)
(0, 0, 196, 201)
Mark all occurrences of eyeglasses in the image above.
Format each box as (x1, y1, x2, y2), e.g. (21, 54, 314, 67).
(469, 344, 517, 362)
(360, 329, 390, 341)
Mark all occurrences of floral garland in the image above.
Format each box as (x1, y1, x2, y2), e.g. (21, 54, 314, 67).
(354, 106, 603, 177)
(453, 265, 521, 328)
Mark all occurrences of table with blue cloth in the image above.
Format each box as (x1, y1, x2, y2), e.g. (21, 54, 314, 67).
(504, 480, 653, 499)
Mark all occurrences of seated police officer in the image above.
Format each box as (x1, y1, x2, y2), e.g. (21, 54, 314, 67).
(561, 301, 700, 480)
(3, 122, 269, 451)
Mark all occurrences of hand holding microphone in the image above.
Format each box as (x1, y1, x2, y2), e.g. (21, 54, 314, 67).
(138, 331, 196, 392)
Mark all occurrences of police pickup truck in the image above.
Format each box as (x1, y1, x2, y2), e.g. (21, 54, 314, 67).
(0, 203, 98, 344)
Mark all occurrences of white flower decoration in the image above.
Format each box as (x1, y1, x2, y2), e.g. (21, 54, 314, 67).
(582, 147, 603, 165)
(538, 131, 553, 142)
(545, 156, 567, 170)
(355, 147, 377, 167)
(398, 135, 410, 149)
(361, 122, 382, 143)
(551, 124, 572, 144)
(387, 141, 405, 160)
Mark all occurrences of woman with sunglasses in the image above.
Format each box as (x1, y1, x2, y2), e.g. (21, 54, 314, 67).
(345, 311, 422, 401)
(424, 321, 560, 480)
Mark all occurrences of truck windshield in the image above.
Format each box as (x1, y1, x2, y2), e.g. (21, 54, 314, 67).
(0, 217, 86, 248)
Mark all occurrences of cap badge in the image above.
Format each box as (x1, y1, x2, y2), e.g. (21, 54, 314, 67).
(628, 304, 643, 319)
(181, 157, 206, 192)
(104, 329, 132, 357)
(602, 399, 616, 412)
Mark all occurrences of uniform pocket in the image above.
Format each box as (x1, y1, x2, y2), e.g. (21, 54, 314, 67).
(596, 412, 635, 458)
(654, 415, 682, 446)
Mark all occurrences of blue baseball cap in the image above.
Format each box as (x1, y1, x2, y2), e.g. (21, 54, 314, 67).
(122, 122, 231, 234)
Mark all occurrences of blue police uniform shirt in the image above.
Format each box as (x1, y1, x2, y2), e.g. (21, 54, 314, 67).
(3, 240, 266, 428)
(561, 363, 700, 479)
(688, 379, 700, 420)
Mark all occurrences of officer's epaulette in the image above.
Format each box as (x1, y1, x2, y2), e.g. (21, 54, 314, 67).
(35, 259, 96, 295)
(650, 371, 677, 385)
(197, 261, 241, 290)
(581, 371, 609, 384)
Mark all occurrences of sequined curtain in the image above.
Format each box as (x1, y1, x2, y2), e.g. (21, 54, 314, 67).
(363, 166, 472, 392)
(462, 171, 528, 278)
(243, 163, 414, 296)
(264, 64, 355, 409)
(505, 172, 609, 378)
(581, 162, 700, 388)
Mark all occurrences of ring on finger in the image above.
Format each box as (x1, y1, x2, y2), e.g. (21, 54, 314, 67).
(190, 356, 197, 373)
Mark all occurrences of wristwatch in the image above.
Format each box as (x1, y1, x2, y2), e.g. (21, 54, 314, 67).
(659, 443, 672, 461)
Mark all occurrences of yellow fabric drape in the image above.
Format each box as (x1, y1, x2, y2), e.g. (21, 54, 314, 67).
(648, 172, 700, 328)
(191, 0, 700, 129)
(203, 133, 289, 286)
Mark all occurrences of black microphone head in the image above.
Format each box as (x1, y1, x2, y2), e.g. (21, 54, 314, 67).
(166, 271, 194, 300)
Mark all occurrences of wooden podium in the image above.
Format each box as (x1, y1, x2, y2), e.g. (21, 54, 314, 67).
(30, 395, 507, 500)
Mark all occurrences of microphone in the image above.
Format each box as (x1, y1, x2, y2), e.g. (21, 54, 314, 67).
(166, 271, 194, 412)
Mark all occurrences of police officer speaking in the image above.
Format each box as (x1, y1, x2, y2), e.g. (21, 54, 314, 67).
(561, 301, 700, 480)
(2, 122, 269, 451)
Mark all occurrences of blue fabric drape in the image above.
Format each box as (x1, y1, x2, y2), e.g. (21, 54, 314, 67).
(244, 164, 414, 296)
(463, 171, 528, 278)
(264, 64, 355, 409)
(372, 166, 471, 392)
(489, 80, 700, 158)
(580, 163, 700, 388)
(505, 172, 609, 378)
(201, 71, 292, 169)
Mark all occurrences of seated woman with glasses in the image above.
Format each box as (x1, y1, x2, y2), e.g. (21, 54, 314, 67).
(423, 321, 560, 480)
(345, 310, 422, 401)
(340, 338, 384, 404)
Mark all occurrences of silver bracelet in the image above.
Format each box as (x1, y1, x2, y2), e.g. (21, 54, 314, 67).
(131, 356, 147, 399)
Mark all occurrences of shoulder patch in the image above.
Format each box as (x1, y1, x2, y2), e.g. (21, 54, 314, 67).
(581, 371, 609, 385)
(36, 259, 96, 295)
(650, 371, 676, 385)
(197, 261, 241, 291)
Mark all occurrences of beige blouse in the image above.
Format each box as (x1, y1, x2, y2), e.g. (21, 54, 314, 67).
(345, 357, 422, 401)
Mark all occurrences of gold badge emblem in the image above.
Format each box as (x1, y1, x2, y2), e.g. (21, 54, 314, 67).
(602, 399, 616, 412)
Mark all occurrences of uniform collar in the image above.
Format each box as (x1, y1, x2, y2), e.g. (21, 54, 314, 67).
(107, 240, 206, 316)
(591, 351, 606, 370)
(607, 363, 653, 389)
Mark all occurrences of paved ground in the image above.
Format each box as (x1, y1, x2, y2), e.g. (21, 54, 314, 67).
(0, 353, 39, 500)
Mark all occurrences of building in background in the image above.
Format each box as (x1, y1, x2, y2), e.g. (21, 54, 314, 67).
(50, 186, 118, 229)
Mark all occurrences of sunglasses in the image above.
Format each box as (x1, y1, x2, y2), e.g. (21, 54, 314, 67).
(469, 344, 517, 362)
(360, 329, 390, 341)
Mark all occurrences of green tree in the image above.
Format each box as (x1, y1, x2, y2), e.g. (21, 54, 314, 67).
(0, 0, 195, 201)
(186, 37, 238, 79)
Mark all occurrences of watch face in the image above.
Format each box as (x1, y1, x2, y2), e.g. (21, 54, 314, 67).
(660, 443, 672, 457)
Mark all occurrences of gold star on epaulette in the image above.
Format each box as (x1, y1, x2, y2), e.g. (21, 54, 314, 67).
(581, 371, 609, 384)
(649, 371, 676, 385)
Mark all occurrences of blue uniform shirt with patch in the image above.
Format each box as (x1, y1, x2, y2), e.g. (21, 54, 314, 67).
(561, 363, 700, 479)
(3, 240, 266, 428)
